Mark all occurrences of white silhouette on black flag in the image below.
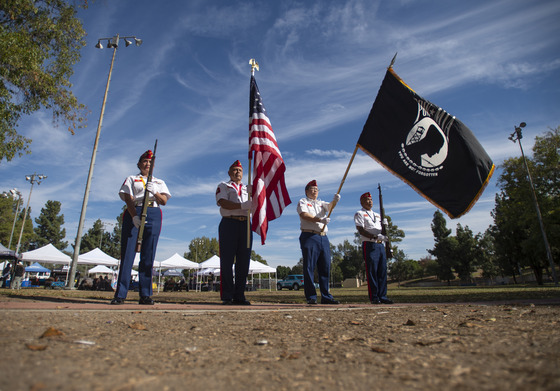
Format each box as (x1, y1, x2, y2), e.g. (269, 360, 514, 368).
(357, 68, 494, 218)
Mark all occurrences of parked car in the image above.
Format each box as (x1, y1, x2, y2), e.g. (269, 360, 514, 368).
(277, 274, 305, 290)
(277, 275, 320, 290)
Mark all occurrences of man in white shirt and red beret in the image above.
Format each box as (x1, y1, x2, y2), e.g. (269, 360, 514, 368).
(112, 150, 171, 305)
(354, 192, 393, 304)
(296, 180, 340, 305)
(215, 160, 252, 305)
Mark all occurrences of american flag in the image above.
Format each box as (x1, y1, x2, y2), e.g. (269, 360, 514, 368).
(249, 75, 291, 244)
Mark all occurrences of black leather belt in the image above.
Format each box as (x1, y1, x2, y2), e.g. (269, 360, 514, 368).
(224, 215, 247, 221)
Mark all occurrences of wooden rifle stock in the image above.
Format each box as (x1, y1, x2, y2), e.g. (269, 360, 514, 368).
(378, 183, 392, 259)
(135, 140, 158, 252)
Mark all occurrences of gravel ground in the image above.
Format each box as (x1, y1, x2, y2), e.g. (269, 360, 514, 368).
(0, 293, 558, 391)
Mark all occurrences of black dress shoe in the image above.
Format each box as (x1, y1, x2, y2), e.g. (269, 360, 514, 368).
(371, 300, 381, 304)
(307, 299, 317, 305)
(138, 296, 154, 305)
(321, 298, 340, 305)
(222, 299, 234, 305)
(232, 299, 251, 305)
(110, 297, 124, 305)
(380, 298, 394, 304)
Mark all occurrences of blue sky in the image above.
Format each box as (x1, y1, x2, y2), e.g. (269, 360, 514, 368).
(2, 0, 560, 268)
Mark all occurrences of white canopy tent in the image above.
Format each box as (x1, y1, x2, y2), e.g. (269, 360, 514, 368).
(157, 253, 198, 269)
(21, 244, 71, 265)
(78, 248, 119, 266)
(153, 254, 198, 293)
(196, 256, 276, 291)
(196, 255, 221, 291)
(0, 261, 7, 271)
(0, 243, 17, 260)
(247, 260, 277, 291)
(199, 255, 220, 269)
(163, 269, 184, 277)
(197, 267, 220, 276)
(87, 265, 114, 274)
(249, 260, 276, 274)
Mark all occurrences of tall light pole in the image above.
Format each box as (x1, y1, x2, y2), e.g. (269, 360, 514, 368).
(193, 238, 204, 292)
(99, 222, 114, 248)
(66, 34, 142, 289)
(508, 122, 558, 286)
(15, 174, 47, 255)
(8, 189, 22, 250)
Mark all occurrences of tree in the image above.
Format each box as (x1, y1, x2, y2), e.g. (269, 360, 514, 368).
(103, 212, 122, 259)
(291, 258, 304, 275)
(428, 210, 456, 284)
(0, 192, 18, 246)
(1, 195, 34, 252)
(0, 0, 88, 162)
(184, 237, 219, 263)
(491, 127, 560, 284)
(417, 256, 439, 278)
(454, 224, 478, 283)
(31, 200, 67, 250)
(276, 265, 291, 280)
(330, 253, 343, 287)
(333, 239, 363, 280)
(76, 219, 105, 254)
(388, 249, 414, 286)
(478, 229, 499, 281)
(250, 251, 267, 265)
(531, 127, 560, 268)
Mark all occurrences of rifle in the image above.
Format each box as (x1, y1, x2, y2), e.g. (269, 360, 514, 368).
(378, 183, 392, 259)
(135, 140, 158, 252)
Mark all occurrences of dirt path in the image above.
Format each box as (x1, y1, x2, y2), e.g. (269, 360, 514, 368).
(0, 294, 558, 390)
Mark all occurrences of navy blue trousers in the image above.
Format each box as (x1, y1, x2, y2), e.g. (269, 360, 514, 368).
(299, 232, 334, 301)
(218, 218, 252, 301)
(115, 207, 162, 299)
(362, 241, 388, 301)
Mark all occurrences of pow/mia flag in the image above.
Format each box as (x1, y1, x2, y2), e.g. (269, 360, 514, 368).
(357, 68, 494, 218)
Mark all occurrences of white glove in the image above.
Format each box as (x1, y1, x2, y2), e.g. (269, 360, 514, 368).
(240, 200, 252, 210)
(319, 217, 330, 225)
(133, 216, 141, 229)
(377, 234, 387, 242)
(332, 193, 341, 203)
(146, 182, 156, 195)
(382, 218, 388, 226)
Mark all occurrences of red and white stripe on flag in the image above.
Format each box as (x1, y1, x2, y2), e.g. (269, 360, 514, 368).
(249, 76, 291, 244)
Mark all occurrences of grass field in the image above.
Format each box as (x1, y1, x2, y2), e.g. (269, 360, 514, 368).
(1, 283, 559, 304)
(249, 284, 560, 304)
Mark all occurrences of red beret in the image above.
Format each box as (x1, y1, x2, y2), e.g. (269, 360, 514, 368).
(305, 180, 317, 190)
(360, 192, 372, 200)
(230, 160, 243, 170)
(138, 150, 153, 162)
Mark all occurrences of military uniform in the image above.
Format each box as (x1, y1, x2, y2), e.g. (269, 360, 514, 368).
(296, 180, 339, 304)
(113, 150, 170, 304)
(354, 192, 391, 304)
(215, 160, 252, 304)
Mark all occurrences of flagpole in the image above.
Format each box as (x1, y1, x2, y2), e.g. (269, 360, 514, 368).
(247, 157, 252, 249)
(321, 53, 396, 233)
(248, 59, 260, 248)
(321, 145, 359, 232)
